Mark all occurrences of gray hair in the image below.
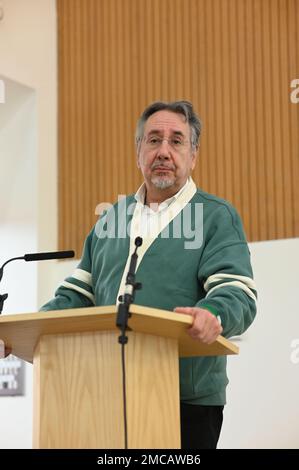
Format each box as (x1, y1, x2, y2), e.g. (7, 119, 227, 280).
(135, 100, 202, 151)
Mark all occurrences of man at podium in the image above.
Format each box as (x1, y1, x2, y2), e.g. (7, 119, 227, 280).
(41, 101, 257, 449)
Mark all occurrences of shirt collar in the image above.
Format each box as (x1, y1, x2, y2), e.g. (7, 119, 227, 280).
(134, 177, 193, 208)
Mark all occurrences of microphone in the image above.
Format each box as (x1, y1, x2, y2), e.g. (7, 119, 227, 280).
(0, 250, 75, 313)
(116, 237, 143, 342)
(118, 237, 142, 305)
(123, 237, 142, 297)
(24, 250, 75, 262)
(134, 236, 143, 247)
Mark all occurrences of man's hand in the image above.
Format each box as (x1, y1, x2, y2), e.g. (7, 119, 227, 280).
(174, 307, 223, 344)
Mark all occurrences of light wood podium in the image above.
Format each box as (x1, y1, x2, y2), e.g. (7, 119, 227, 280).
(0, 304, 238, 449)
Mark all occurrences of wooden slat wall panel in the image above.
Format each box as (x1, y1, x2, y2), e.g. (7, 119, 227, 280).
(57, 0, 299, 255)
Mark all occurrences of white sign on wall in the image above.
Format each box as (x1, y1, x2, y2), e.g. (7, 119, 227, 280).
(0, 355, 25, 396)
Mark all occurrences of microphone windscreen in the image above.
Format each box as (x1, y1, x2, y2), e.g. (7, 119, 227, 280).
(135, 237, 143, 247)
(24, 250, 75, 262)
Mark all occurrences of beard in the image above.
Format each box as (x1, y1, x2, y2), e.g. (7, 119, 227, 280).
(150, 163, 176, 189)
(150, 174, 175, 189)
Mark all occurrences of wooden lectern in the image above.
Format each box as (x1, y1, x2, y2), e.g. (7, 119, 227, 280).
(0, 304, 238, 449)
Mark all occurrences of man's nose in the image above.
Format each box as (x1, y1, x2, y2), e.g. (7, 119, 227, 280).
(157, 139, 171, 158)
(156, 152, 170, 161)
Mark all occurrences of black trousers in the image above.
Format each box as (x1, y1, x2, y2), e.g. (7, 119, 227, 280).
(180, 402, 224, 449)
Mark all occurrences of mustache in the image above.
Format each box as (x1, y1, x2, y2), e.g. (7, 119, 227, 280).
(151, 162, 175, 171)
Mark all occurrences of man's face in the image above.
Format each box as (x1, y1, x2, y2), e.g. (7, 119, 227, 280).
(137, 110, 197, 194)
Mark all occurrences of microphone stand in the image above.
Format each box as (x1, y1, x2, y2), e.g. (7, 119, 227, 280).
(116, 237, 143, 345)
(0, 251, 75, 314)
(116, 236, 143, 449)
(0, 257, 24, 314)
(0, 293, 8, 315)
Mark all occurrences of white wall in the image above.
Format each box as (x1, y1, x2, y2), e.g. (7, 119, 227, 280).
(0, 80, 37, 449)
(219, 238, 299, 449)
(0, 0, 57, 449)
(0, 80, 37, 314)
(0, 0, 58, 305)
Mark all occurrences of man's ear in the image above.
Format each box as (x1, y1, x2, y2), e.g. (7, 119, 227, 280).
(136, 148, 141, 168)
(190, 148, 198, 170)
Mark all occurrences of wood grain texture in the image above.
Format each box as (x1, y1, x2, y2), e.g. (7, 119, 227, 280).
(32, 330, 180, 448)
(57, 0, 299, 255)
(0, 304, 238, 364)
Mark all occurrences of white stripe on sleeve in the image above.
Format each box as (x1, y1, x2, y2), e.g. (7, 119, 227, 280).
(204, 273, 256, 292)
(206, 280, 257, 301)
(72, 268, 92, 286)
(61, 281, 95, 304)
